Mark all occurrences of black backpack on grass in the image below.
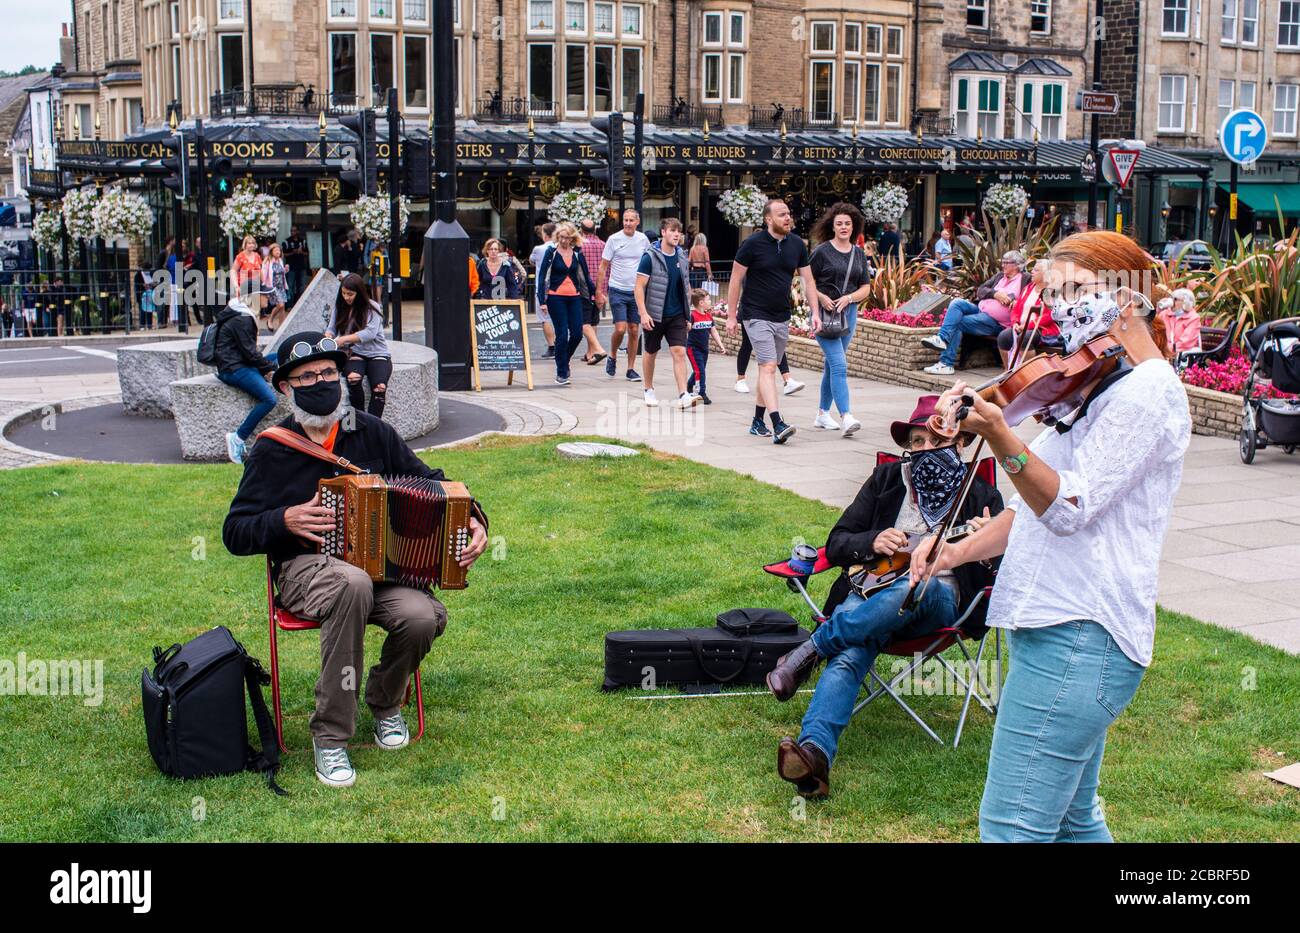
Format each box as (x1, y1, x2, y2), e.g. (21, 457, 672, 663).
(141, 625, 285, 794)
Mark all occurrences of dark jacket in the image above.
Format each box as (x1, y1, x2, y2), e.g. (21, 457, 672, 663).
(537, 247, 594, 301)
(475, 258, 523, 299)
(878, 230, 901, 259)
(213, 303, 272, 375)
(974, 274, 1003, 302)
(822, 460, 1004, 633)
(222, 411, 486, 568)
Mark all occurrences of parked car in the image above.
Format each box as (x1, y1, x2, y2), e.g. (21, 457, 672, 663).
(1149, 239, 1214, 270)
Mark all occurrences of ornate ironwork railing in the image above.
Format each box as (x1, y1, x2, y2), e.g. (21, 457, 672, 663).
(912, 112, 956, 135)
(650, 100, 724, 128)
(749, 104, 840, 131)
(208, 86, 359, 119)
(472, 95, 558, 124)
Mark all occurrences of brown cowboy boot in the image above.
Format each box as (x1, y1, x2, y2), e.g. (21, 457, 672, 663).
(765, 639, 822, 702)
(777, 737, 831, 799)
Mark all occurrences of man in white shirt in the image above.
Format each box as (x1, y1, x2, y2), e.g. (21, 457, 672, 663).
(528, 223, 558, 359)
(599, 209, 651, 381)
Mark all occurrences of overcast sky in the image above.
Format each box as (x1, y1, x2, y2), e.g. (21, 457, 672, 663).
(0, 1, 65, 74)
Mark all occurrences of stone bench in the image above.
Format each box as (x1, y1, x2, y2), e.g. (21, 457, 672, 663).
(170, 341, 440, 461)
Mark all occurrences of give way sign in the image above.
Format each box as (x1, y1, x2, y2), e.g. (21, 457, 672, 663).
(1106, 149, 1140, 189)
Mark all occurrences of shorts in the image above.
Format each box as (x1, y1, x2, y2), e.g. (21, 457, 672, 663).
(608, 287, 638, 325)
(535, 301, 551, 324)
(582, 297, 601, 327)
(642, 314, 689, 354)
(742, 318, 789, 365)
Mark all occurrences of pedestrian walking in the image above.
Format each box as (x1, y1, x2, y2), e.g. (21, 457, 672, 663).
(529, 222, 559, 359)
(633, 217, 697, 409)
(537, 222, 597, 385)
(578, 219, 608, 365)
(808, 202, 871, 437)
(685, 288, 727, 404)
(283, 227, 310, 302)
(598, 208, 650, 382)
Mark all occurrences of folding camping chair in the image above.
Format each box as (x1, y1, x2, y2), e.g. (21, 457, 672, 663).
(762, 452, 1003, 747)
(265, 557, 425, 752)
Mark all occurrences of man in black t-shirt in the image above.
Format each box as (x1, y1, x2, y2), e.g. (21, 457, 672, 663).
(725, 198, 821, 443)
(283, 227, 310, 303)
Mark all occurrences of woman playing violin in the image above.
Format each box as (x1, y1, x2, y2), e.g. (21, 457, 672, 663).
(912, 231, 1191, 842)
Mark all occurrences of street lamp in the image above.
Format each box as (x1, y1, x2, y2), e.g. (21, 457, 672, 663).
(318, 111, 331, 271)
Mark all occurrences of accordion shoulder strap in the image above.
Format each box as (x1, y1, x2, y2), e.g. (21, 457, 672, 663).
(258, 426, 365, 474)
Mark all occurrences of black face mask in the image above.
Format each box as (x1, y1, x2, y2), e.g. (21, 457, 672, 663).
(903, 444, 966, 529)
(292, 379, 341, 416)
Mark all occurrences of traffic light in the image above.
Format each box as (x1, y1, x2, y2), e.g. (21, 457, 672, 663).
(402, 137, 430, 197)
(590, 112, 625, 194)
(208, 156, 234, 199)
(340, 109, 378, 196)
(160, 133, 189, 198)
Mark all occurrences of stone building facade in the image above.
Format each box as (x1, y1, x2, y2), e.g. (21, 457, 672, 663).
(63, 0, 145, 142)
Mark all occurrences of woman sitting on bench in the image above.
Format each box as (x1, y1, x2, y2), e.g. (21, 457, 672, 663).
(996, 258, 1062, 367)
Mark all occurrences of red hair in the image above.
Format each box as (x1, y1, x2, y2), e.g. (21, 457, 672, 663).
(1049, 231, 1168, 357)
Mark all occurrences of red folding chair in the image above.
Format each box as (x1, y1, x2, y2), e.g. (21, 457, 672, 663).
(265, 557, 425, 752)
(761, 452, 1003, 747)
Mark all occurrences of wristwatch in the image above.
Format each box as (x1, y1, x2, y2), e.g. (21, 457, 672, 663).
(1001, 448, 1030, 474)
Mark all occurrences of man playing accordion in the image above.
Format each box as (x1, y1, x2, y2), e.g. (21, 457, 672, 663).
(223, 331, 488, 788)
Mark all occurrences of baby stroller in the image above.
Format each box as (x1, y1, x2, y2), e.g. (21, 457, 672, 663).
(1239, 316, 1300, 464)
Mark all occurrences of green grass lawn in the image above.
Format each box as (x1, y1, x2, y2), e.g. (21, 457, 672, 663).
(1, 435, 1298, 841)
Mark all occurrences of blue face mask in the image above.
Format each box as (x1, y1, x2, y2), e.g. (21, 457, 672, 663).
(904, 444, 966, 529)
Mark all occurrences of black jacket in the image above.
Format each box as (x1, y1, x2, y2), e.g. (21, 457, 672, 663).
(822, 460, 1004, 633)
(214, 304, 272, 375)
(222, 411, 482, 567)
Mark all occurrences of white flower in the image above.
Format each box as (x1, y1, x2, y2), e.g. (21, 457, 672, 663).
(547, 187, 608, 226)
(61, 188, 99, 241)
(861, 182, 909, 224)
(92, 188, 154, 242)
(32, 208, 64, 258)
(349, 191, 411, 243)
(219, 179, 282, 240)
(983, 183, 1029, 219)
(718, 184, 768, 228)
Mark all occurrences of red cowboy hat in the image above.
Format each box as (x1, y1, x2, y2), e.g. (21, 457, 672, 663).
(889, 395, 972, 448)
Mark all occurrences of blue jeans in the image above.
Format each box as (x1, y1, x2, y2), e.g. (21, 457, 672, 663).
(607, 287, 638, 325)
(979, 620, 1145, 842)
(545, 294, 585, 378)
(800, 577, 958, 765)
(938, 299, 1003, 367)
(816, 306, 858, 415)
(218, 365, 278, 441)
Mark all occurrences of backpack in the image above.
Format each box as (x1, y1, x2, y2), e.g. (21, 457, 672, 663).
(141, 626, 285, 794)
(196, 316, 223, 366)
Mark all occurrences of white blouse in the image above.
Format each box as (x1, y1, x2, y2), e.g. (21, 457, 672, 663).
(984, 359, 1191, 666)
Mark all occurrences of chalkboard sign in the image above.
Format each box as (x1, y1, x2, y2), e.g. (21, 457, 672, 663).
(469, 299, 533, 390)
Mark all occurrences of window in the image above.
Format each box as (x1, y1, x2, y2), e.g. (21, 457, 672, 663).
(330, 33, 358, 99)
(703, 53, 722, 101)
(1163, 0, 1189, 33)
(1031, 0, 1051, 33)
(1018, 81, 1061, 138)
(218, 0, 242, 20)
(1159, 74, 1187, 131)
(1041, 82, 1063, 139)
(843, 60, 860, 122)
(1222, 0, 1237, 41)
(403, 0, 428, 23)
(171, 44, 182, 104)
(1190, 77, 1199, 132)
(566, 0, 586, 33)
(404, 35, 428, 108)
(621, 46, 641, 111)
(730, 12, 745, 44)
(1242, 0, 1258, 42)
(565, 44, 587, 112)
(529, 0, 554, 31)
(594, 45, 614, 112)
(810, 60, 835, 122)
(370, 0, 394, 21)
(865, 62, 880, 122)
(811, 22, 835, 52)
(594, 1, 614, 33)
(955, 76, 1001, 136)
(622, 3, 642, 36)
(975, 77, 998, 135)
(329, 0, 357, 16)
(77, 103, 93, 139)
(371, 33, 395, 105)
(1218, 79, 1235, 127)
(126, 98, 143, 133)
(845, 22, 861, 53)
(728, 52, 744, 102)
(1281, 0, 1300, 47)
(887, 25, 903, 56)
(886, 64, 902, 124)
(1274, 83, 1298, 136)
(968, 0, 988, 29)
(865, 25, 881, 54)
(1241, 80, 1256, 109)
(528, 43, 555, 108)
(219, 34, 244, 92)
(704, 11, 722, 44)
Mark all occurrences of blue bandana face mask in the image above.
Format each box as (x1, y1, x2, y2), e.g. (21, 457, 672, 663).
(904, 444, 966, 529)
(1049, 292, 1123, 354)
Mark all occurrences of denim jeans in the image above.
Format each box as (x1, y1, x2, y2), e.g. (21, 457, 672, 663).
(546, 294, 585, 378)
(938, 298, 1003, 367)
(979, 620, 1145, 842)
(816, 306, 858, 415)
(799, 577, 958, 765)
(218, 365, 278, 441)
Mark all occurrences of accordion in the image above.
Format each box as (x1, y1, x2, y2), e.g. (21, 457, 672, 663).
(319, 474, 476, 590)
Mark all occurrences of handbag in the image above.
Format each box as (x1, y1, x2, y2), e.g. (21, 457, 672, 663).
(817, 245, 858, 339)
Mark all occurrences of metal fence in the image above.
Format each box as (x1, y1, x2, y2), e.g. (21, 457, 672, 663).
(0, 268, 216, 337)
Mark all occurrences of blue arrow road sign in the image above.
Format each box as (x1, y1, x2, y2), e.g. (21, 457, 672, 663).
(1220, 108, 1267, 165)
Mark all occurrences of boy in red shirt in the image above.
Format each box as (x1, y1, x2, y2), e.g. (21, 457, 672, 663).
(685, 289, 727, 404)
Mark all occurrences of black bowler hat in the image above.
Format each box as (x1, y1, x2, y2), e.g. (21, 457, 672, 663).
(271, 331, 349, 392)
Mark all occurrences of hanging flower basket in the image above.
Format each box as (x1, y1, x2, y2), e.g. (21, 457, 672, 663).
(61, 188, 99, 241)
(718, 183, 768, 228)
(92, 188, 154, 243)
(32, 207, 64, 258)
(219, 179, 282, 240)
(350, 191, 411, 243)
(983, 183, 1030, 219)
(860, 182, 909, 224)
(546, 187, 608, 226)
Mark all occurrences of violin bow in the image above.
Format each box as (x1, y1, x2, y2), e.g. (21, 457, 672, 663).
(899, 296, 1042, 614)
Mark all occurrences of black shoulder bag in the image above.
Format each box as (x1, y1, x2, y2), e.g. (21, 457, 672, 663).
(817, 245, 858, 338)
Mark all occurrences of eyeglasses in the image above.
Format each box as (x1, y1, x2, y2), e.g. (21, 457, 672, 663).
(286, 366, 339, 387)
(288, 337, 338, 361)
